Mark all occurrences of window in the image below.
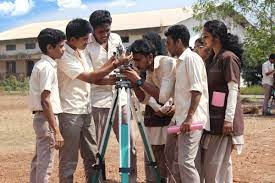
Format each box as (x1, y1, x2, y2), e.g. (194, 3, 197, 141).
(27, 61, 34, 76)
(25, 43, 36, 49)
(121, 36, 129, 43)
(6, 44, 16, 51)
(6, 61, 16, 74)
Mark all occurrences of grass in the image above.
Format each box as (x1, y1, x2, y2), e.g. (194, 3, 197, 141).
(240, 85, 264, 95)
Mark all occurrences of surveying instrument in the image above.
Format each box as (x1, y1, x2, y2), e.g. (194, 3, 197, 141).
(91, 44, 163, 183)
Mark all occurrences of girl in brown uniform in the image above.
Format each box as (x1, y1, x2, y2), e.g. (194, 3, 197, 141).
(201, 20, 244, 183)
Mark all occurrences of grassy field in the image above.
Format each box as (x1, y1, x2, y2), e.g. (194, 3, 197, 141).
(0, 94, 274, 183)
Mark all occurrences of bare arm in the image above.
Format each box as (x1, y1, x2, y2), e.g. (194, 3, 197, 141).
(122, 68, 160, 101)
(132, 85, 146, 102)
(77, 54, 132, 84)
(140, 81, 160, 101)
(266, 69, 275, 76)
(180, 91, 201, 133)
(94, 77, 116, 85)
(41, 90, 63, 149)
(186, 91, 201, 119)
(77, 57, 116, 84)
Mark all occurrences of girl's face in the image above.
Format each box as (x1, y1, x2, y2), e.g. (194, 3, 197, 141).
(202, 27, 215, 49)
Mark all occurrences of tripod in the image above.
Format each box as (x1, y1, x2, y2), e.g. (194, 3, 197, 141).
(91, 77, 162, 183)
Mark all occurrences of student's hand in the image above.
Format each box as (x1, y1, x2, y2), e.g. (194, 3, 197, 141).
(107, 56, 116, 64)
(114, 53, 133, 67)
(155, 110, 166, 117)
(53, 130, 64, 149)
(180, 118, 192, 133)
(223, 121, 233, 135)
(166, 105, 175, 117)
(121, 68, 141, 83)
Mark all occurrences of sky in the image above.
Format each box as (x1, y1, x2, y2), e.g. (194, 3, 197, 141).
(0, 0, 197, 32)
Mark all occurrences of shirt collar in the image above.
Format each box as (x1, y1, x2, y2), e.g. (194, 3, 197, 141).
(153, 56, 162, 69)
(64, 42, 80, 57)
(178, 48, 191, 61)
(89, 33, 116, 45)
(41, 54, 57, 68)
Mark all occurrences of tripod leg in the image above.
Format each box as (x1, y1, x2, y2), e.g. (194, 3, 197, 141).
(91, 89, 119, 183)
(130, 94, 162, 183)
(119, 87, 130, 183)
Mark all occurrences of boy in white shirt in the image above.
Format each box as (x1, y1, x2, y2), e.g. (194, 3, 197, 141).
(29, 28, 65, 183)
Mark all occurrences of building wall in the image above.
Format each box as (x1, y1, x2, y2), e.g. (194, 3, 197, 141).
(0, 61, 6, 73)
(16, 60, 26, 73)
(0, 38, 40, 56)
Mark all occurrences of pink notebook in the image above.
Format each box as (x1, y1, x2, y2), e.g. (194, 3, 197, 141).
(211, 91, 226, 107)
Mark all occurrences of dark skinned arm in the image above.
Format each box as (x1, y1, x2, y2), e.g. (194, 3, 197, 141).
(41, 90, 64, 149)
(180, 91, 201, 133)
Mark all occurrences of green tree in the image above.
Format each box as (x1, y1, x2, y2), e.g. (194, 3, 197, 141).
(193, 0, 274, 86)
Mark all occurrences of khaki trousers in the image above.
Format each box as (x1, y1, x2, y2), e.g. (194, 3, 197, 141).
(58, 113, 98, 183)
(30, 113, 56, 183)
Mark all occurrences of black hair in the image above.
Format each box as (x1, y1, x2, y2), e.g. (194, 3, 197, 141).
(66, 18, 93, 40)
(130, 39, 156, 56)
(269, 53, 275, 60)
(37, 28, 65, 54)
(143, 32, 165, 55)
(164, 25, 190, 47)
(89, 10, 112, 29)
(203, 20, 243, 62)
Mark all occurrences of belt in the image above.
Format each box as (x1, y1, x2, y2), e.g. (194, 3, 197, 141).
(32, 111, 43, 114)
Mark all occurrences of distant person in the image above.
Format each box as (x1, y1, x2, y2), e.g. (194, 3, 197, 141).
(262, 53, 275, 115)
(29, 28, 65, 183)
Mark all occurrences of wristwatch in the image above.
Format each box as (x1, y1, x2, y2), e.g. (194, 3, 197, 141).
(136, 78, 144, 87)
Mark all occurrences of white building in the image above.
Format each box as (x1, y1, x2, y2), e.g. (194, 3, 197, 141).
(0, 7, 247, 79)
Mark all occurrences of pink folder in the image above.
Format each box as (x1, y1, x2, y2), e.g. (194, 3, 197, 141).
(211, 91, 226, 107)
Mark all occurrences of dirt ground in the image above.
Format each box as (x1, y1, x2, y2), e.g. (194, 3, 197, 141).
(0, 94, 274, 183)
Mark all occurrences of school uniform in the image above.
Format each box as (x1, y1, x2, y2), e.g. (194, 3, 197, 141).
(57, 43, 98, 183)
(29, 54, 62, 183)
(85, 33, 137, 182)
(202, 49, 244, 183)
(166, 48, 210, 183)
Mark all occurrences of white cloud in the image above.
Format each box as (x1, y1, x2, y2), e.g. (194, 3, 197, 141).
(0, 0, 34, 16)
(57, 0, 87, 10)
(0, 1, 14, 15)
(108, 0, 137, 8)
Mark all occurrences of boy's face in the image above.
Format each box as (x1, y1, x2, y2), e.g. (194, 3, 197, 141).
(93, 23, 111, 44)
(48, 40, 65, 59)
(166, 36, 177, 57)
(132, 53, 152, 71)
(74, 34, 90, 50)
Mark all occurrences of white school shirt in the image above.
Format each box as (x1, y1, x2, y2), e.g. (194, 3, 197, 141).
(262, 60, 274, 86)
(85, 33, 127, 108)
(173, 48, 210, 131)
(29, 54, 62, 114)
(57, 43, 92, 114)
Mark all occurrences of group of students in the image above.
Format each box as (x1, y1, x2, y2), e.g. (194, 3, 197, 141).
(29, 9, 244, 183)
